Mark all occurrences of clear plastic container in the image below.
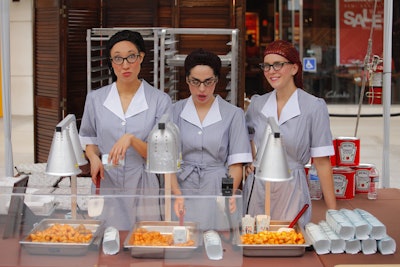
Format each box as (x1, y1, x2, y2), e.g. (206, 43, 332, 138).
(368, 167, 379, 200)
(308, 164, 322, 200)
(368, 176, 379, 200)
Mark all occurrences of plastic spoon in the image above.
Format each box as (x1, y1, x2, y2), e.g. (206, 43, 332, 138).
(88, 175, 104, 217)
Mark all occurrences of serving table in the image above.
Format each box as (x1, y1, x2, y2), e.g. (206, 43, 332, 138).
(0, 188, 399, 267)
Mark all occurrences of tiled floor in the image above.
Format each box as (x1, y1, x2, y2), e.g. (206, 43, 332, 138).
(1, 104, 400, 188)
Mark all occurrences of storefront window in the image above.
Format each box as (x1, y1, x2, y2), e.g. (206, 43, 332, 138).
(245, 0, 400, 104)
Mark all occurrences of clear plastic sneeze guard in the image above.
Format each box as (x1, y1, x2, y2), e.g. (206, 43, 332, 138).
(0, 175, 243, 267)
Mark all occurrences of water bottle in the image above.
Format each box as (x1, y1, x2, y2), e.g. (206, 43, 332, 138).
(368, 170, 379, 200)
(308, 164, 322, 200)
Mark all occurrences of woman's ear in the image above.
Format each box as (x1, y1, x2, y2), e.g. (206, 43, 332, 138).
(292, 63, 299, 76)
(139, 52, 145, 62)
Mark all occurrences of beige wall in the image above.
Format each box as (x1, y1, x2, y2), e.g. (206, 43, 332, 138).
(9, 0, 33, 116)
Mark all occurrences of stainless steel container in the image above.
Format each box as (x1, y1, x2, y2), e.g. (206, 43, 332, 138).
(124, 221, 200, 259)
(236, 220, 311, 257)
(20, 219, 103, 256)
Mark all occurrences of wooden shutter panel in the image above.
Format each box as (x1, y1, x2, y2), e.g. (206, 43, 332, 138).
(34, 0, 100, 163)
(34, 0, 62, 163)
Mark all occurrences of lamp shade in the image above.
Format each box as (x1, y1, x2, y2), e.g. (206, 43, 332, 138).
(254, 117, 293, 182)
(46, 129, 82, 176)
(68, 120, 88, 166)
(253, 123, 272, 168)
(146, 114, 181, 173)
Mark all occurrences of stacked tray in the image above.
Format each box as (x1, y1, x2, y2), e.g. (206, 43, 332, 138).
(20, 219, 103, 256)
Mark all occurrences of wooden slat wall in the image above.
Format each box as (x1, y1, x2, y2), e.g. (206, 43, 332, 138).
(34, 0, 62, 163)
(158, 0, 173, 27)
(103, 0, 158, 27)
(34, 0, 101, 163)
(66, 0, 101, 126)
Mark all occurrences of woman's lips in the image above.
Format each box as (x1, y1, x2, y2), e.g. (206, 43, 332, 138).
(197, 95, 207, 101)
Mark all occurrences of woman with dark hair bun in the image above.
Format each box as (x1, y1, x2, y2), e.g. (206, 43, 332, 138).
(244, 40, 337, 228)
(172, 48, 253, 230)
(79, 30, 183, 230)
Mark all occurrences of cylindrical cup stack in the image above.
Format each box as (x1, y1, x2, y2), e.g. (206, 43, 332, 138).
(305, 208, 396, 255)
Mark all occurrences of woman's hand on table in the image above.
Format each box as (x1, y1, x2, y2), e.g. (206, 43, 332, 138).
(174, 196, 185, 219)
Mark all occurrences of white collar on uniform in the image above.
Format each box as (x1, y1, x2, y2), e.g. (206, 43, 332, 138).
(261, 89, 300, 125)
(103, 82, 148, 121)
(180, 95, 222, 129)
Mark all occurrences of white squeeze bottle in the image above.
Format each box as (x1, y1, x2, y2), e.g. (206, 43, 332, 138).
(308, 164, 322, 200)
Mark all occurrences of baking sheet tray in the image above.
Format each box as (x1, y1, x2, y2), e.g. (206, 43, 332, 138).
(124, 221, 200, 259)
(236, 220, 311, 257)
(20, 219, 103, 256)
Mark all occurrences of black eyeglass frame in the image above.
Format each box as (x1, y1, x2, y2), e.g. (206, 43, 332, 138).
(259, 61, 293, 72)
(186, 77, 218, 87)
(110, 54, 141, 65)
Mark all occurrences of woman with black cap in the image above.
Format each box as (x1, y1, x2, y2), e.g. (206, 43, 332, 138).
(79, 30, 183, 230)
(172, 48, 253, 231)
(244, 40, 337, 228)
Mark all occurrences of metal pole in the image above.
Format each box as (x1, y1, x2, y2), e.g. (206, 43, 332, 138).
(0, 0, 14, 177)
(381, 0, 393, 188)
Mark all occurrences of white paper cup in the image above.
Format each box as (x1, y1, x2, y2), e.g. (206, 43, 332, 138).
(378, 236, 397, 255)
(361, 238, 377, 255)
(345, 239, 361, 254)
(102, 226, 120, 255)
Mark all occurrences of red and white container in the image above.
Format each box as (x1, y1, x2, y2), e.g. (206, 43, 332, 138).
(335, 137, 360, 167)
(352, 163, 378, 194)
(331, 139, 337, 166)
(333, 166, 355, 199)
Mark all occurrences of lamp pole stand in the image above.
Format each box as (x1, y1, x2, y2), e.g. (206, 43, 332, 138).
(71, 175, 77, 219)
(264, 181, 271, 216)
(164, 174, 172, 221)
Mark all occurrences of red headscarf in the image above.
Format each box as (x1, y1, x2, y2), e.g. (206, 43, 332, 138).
(263, 40, 303, 89)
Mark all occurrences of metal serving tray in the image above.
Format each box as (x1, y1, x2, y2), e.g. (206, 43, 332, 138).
(124, 221, 200, 259)
(236, 220, 311, 257)
(20, 219, 103, 256)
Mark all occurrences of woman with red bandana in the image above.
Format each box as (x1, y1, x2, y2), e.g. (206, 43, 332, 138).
(244, 40, 337, 228)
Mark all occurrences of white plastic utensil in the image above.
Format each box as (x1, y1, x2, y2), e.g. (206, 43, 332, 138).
(88, 175, 104, 217)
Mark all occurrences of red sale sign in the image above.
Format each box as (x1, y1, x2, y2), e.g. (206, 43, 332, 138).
(337, 0, 384, 65)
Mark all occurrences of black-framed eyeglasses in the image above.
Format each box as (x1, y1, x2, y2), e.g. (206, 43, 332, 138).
(110, 54, 141, 65)
(187, 77, 218, 87)
(259, 62, 293, 72)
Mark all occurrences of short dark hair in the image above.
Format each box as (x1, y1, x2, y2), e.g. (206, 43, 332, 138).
(184, 48, 222, 78)
(106, 30, 146, 81)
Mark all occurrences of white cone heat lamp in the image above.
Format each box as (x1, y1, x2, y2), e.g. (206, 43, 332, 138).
(255, 117, 293, 182)
(46, 114, 87, 219)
